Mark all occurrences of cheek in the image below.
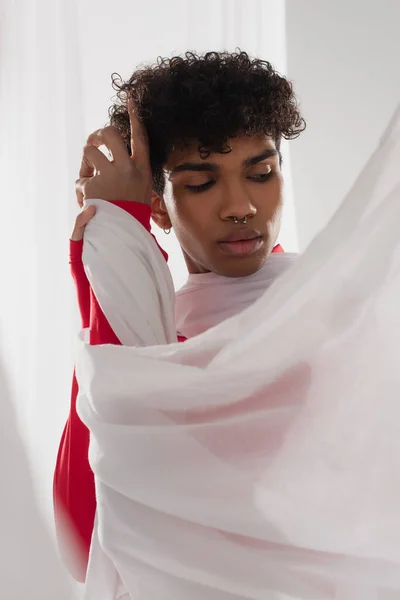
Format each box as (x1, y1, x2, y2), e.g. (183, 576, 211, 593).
(167, 187, 214, 236)
(254, 176, 283, 216)
(268, 181, 284, 239)
(174, 206, 212, 252)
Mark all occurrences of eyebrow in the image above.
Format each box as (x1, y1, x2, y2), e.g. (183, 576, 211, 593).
(243, 149, 279, 166)
(171, 149, 279, 174)
(172, 161, 218, 173)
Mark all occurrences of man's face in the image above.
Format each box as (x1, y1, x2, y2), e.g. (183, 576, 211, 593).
(157, 133, 283, 278)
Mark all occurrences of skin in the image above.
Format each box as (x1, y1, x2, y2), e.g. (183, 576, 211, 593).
(151, 135, 283, 277)
(72, 100, 283, 278)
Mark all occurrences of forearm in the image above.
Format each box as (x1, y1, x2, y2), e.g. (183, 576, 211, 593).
(70, 240, 90, 329)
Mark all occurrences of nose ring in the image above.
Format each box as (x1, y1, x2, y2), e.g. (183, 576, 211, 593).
(232, 216, 247, 225)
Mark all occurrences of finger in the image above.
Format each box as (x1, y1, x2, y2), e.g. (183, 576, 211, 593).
(79, 145, 95, 180)
(76, 191, 84, 209)
(79, 145, 110, 178)
(71, 206, 97, 241)
(77, 146, 110, 207)
(128, 97, 150, 170)
(86, 126, 130, 165)
(75, 177, 91, 206)
(77, 205, 97, 226)
(75, 178, 85, 208)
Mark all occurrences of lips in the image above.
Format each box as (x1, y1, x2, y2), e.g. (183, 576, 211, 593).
(217, 229, 263, 257)
(218, 228, 262, 243)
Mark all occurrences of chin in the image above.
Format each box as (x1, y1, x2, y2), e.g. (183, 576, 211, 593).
(213, 254, 268, 278)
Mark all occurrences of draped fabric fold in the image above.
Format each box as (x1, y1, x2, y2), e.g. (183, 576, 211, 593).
(76, 106, 400, 600)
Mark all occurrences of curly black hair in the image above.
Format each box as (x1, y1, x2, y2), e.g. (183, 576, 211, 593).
(109, 50, 305, 195)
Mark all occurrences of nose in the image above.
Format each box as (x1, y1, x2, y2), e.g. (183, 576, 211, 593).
(219, 180, 257, 222)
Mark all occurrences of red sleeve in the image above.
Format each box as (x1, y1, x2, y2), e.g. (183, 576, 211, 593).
(54, 201, 163, 581)
(69, 240, 90, 328)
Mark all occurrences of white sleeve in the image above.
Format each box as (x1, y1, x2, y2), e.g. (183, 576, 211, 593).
(82, 199, 177, 347)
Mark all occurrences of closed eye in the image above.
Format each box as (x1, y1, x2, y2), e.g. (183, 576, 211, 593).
(185, 171, 273, 192)
(185, 180, 216, 193)
(248, 171, 274, 182)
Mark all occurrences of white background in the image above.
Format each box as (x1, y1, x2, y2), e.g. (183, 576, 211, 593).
(286, 0, 400, 249)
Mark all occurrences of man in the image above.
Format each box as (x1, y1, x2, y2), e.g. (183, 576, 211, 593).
(54, 50, 305, 581)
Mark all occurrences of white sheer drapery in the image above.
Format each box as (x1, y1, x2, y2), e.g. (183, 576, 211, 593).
(0, 0, 288, 596)
(77, 107, 400, 599)
(0, 0, 85, 528)
(0, 342, 72, 598)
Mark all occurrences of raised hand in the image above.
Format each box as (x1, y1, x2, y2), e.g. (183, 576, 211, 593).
(75, 98, 152, 207)
(71, 99, 152, 241)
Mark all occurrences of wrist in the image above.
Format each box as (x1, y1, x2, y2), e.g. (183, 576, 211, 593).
(70, 228, 85, 242)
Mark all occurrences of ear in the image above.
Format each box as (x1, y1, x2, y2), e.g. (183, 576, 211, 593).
(151, 191, 172, 231)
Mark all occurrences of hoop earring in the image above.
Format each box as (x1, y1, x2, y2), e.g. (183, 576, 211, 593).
(164, 228, 171, 235)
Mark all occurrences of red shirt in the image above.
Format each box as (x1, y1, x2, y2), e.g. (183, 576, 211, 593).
(53, 201, 283, 581)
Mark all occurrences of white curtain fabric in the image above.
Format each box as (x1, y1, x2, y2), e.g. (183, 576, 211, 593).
(0, 0, 84, 596)
(0, 0, 84, 519)
(0, 0, 289, 597)
(0, 344, 72, 599)
(76, 107, 400, 600)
